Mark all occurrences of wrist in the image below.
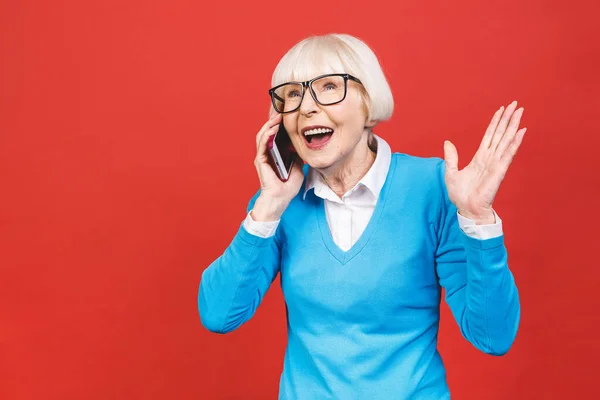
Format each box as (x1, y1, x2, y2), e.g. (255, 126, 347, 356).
(458, 208, 496, 225)
(251, 194, 288, 222)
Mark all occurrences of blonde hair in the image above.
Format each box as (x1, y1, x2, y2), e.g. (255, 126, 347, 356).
(271, 34, 394, 125)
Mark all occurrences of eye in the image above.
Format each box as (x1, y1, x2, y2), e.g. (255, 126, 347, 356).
(315, 79, 338, 92)
(285, 89, 301, 98)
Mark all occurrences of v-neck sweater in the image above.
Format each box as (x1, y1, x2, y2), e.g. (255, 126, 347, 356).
(198, 153, 520, 400)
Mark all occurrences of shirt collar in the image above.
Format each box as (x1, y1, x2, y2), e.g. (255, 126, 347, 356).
(302, 134, 392, 201)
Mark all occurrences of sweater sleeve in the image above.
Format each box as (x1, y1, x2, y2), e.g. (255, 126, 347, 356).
(198, 191, 282, 334)
(433, 160, 520, 355)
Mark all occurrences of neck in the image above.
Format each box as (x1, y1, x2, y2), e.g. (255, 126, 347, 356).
(317, 133, 377, 199)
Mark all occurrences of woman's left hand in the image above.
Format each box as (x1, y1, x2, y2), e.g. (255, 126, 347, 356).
(443, 101, 527, 225)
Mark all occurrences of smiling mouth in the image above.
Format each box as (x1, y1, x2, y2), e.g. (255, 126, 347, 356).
(303, 127, 334, 147)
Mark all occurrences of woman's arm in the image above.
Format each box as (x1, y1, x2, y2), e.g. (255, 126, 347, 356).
(198, 112, 304, 334)
(434, 160, 520, 355)
(198, 191, 282, 334)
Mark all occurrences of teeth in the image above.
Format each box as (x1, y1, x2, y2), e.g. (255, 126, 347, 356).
(304, 128, 334, 136)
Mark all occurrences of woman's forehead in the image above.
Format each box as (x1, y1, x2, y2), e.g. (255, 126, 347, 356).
(276, 52, 350, 84)
(290, 67, 343, 82)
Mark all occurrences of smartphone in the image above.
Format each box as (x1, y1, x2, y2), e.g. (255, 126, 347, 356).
(267, 123, 296, 182)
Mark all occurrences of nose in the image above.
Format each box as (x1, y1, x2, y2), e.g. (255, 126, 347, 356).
(299, 86, 320, 116)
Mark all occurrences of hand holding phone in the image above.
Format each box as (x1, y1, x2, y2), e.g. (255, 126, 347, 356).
(267, 123, 297, 182)
(251, 114, 304, 222)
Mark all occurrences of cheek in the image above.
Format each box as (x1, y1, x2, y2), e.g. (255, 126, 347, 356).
(283, 117, 297, 135)
(334, 113, 366, 141)
(284, 120, 304, 151)
(330, 96, 367, 131)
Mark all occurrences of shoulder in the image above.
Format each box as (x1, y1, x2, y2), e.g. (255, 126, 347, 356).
(387, 153, 449, 219)
(390, 153, 446, 186)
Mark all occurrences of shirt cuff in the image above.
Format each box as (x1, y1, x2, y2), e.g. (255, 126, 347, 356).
(242, 211, 280, 238)
(457, 209, 503, 240)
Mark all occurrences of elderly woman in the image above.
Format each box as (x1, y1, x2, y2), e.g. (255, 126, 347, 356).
(198, 33, 523, 399)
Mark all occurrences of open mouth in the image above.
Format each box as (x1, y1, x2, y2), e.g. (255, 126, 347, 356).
(303, 126, 334, 148)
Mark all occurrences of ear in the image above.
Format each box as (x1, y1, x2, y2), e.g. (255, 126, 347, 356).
(365, 119, 378, 129)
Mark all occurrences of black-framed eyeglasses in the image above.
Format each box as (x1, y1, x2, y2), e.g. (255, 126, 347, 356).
(269, 73, 363, 114)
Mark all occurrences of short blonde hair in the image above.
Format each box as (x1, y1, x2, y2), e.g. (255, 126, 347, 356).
(271, 34, 394, 123)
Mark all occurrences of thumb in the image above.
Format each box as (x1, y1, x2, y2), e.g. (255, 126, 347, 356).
(443, 140, 459, 173)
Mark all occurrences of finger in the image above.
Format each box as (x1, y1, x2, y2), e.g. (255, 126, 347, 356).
(256, 123, 282, 155)
(443, 140, 459, 174)
(496, 109, 524, 157)
(267, 112, 282, 129)
(256, 113, 281, 146)
(255, 124, 280, 164)
(500, 127, 526, 168)
(479, 106, 504, 151)
(490, 101, 518, 150)
(256, 125, 279, 161)
(256, 113, 282, 150)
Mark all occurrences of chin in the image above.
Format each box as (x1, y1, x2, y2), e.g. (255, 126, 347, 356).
(304, 154, 339, 171)
(298, 137, 346, 171)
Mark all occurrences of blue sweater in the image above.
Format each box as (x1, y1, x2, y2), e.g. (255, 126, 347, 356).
(198, 154, 520, 399)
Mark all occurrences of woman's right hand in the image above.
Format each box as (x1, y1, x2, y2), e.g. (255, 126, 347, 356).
(252, 113, 305, 222)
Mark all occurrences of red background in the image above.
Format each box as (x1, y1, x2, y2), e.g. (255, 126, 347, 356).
(1, 0, 599, 399)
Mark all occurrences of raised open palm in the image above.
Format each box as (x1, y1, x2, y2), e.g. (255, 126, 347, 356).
(443, 101, 527, 224)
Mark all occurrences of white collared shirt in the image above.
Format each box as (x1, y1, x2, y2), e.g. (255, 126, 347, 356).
(244, 135, 502, 250)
